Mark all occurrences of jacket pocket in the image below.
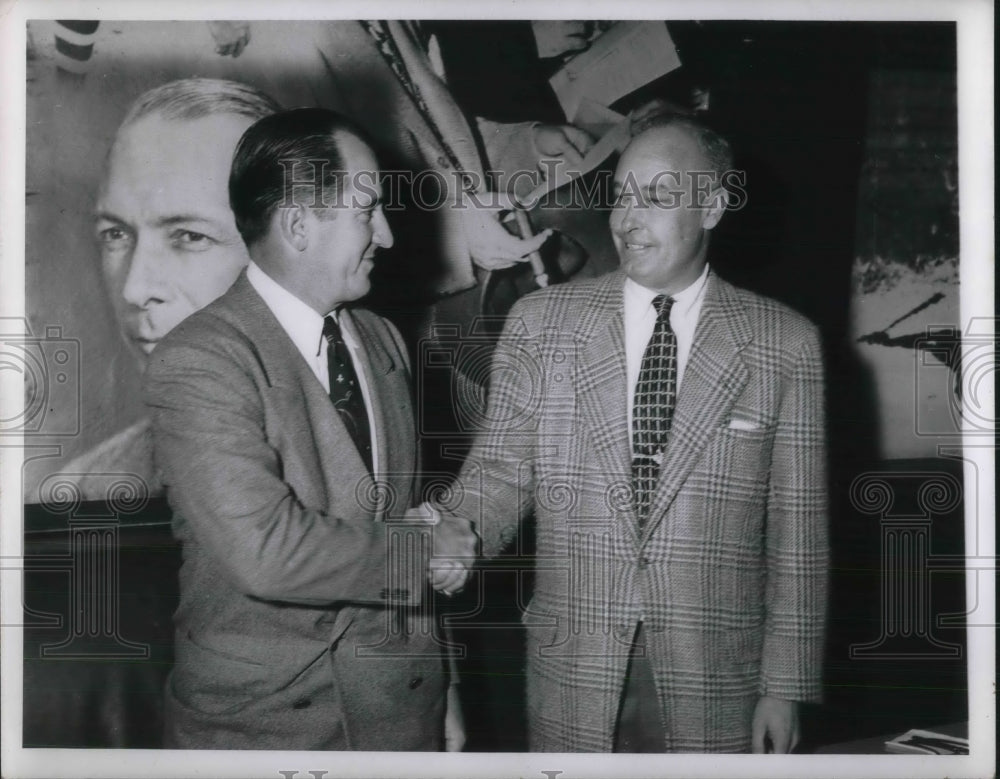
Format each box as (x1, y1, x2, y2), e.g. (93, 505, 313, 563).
(171, 630, 274, 715)
(723, 625, 765, 666)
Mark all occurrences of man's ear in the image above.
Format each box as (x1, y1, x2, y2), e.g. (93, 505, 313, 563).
(702, 187, 728, 231)
(277, 204, 310, 252)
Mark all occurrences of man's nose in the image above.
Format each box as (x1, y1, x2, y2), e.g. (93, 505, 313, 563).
(372, 211, 394, 250)
(121, 237, 170, 309)
(616, 200, 642, 232)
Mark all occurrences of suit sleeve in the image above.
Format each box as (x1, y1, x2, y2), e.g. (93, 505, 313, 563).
(143, 333, 427, 608)
(440, 301, 540, 557)
(760, 327, 829, 702)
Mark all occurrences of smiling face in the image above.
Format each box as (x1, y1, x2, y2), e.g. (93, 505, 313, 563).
(296, 132, 394, 314)
(95, 112, 254, 370)
(610, 124, 726, 294)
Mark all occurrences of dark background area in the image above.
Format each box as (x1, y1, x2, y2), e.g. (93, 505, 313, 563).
(22, 20, 967, 752)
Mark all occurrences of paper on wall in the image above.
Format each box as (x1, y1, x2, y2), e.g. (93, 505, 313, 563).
(549, 22, 681, 122)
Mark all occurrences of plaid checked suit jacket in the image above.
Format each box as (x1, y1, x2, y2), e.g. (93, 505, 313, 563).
(448, 269, 828, 752)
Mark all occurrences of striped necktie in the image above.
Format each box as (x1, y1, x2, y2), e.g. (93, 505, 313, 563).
(631, 295, 677, 524)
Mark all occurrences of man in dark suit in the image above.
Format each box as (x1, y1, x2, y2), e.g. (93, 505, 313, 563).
(437, 114, 828, 752)
(144, 107, 475, 750)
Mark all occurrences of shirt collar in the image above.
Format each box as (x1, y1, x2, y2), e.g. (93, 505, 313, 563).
(623, 263, 710, 320)
(246, 261, 327, 359)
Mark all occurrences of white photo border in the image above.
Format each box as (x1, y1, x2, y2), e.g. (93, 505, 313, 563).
(1, 1, 993, 778)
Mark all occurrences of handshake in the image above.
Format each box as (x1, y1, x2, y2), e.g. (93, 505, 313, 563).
(406, 502, 479, 597)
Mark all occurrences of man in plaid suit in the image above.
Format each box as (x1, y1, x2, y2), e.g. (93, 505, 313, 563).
(436, 114, 828, 752)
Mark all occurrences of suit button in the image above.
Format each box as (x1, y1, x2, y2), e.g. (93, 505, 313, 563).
(408, 677, 423, 690)
(638, 557, 650, 569)
(437, 155, 449, 167)
(292, 698, 311, 709)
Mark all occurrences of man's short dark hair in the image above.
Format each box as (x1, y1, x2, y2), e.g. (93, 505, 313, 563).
(228, 108, 372, 248)
(632, 110, 735, 183)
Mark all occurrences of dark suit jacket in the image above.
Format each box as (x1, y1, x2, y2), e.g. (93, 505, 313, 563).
(144, 273, 444, 750)
(445, 269, 828, 751)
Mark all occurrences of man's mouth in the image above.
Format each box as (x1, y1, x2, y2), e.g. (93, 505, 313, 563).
(132, 336, 159, 354)
(126, 325, 159, 353)
(621, 239, 654, 252)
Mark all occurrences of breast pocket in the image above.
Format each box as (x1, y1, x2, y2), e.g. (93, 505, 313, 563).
(692, 426, 774, 546)
(707, 425, 775, 484)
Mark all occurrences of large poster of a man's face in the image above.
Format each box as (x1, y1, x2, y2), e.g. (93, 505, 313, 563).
(28, 78, 281, 501)
(97, 89, 265, 369)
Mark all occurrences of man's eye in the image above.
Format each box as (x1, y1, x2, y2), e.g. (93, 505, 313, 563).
(97, 226, 132, 250)
(171, 230, 214, 251)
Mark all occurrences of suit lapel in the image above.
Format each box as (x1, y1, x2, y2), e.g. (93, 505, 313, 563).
(223, 274, 376, 508)
(221, 273, 309, 392)
(641, 273, 752, 541)
(340, 308, 402, 481)
(573, 272, 632, 487)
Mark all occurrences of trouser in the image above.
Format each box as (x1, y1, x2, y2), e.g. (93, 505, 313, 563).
(613, 622, 667, 752)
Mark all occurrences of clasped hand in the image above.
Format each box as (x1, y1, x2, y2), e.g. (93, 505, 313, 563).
(405, 502, 478, 596)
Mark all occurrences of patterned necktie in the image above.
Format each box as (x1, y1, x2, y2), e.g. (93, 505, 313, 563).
(323, 315, 373, 475)
(631, 295, 677, 525)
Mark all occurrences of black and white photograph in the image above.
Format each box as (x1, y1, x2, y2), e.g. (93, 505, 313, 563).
(0, 1, 993, 777)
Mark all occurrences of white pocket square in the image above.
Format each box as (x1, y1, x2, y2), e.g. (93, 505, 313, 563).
(728, 418, 762, 431)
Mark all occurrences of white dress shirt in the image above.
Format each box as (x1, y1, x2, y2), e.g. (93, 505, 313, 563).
(624, 264, 710, 452)
(247, 262, 380, 475)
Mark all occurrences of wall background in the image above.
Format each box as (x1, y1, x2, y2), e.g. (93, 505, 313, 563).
(23, 21, 962, 482)
(851, 68, 960, 458)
